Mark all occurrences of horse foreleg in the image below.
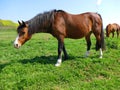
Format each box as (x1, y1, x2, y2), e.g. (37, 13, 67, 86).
(112, 32, 114, 38)
(55, 40, 64, 67)
(63, 44, 68, 60)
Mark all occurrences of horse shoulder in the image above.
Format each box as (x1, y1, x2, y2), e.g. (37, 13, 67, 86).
(51, 13, 67, 38)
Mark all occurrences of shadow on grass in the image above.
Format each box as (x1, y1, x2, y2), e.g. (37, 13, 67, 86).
(19, 55, 78, 65)
(0, 56, 57, 72)
(0, 63, 11, 72)
(0, 54, 90, 72)
(19, 55, 57, 65)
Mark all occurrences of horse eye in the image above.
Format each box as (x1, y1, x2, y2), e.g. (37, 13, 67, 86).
(21, 32, 25, 34)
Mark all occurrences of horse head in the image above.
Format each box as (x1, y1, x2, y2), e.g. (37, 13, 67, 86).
(14, 20, 32, 48)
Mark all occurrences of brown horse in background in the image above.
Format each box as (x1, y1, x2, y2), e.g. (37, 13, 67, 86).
(14, 10, 105, 66)
(106, 23, 120, 38)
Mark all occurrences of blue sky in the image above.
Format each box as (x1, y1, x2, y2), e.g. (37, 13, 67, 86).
(0, 0, 120, 27)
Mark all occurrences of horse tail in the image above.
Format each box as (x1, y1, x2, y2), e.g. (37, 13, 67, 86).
(98, 13, 106, 50)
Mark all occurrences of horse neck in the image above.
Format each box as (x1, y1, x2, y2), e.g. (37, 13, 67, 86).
(26, 20, 51, 34)
(25, 10, 56, 34)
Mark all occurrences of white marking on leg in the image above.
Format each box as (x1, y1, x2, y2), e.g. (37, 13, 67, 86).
(85, 50, 90, 57)
(55, 58, 62, 67)
(99, 48, 103, 58)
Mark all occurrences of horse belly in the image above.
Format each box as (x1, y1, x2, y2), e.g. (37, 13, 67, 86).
(66, 30, 87, 39)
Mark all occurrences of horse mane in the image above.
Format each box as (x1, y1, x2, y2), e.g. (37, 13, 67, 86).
(26, 9, 57, 34)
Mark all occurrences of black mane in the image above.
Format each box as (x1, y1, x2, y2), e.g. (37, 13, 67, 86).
(26, 9, 57, 34)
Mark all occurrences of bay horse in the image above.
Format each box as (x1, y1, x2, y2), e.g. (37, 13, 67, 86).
(14, 10, 105, 66)
(106, 23, 120, 38)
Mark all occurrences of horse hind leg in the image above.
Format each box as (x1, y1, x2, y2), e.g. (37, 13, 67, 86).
(117, 30, 119, 38)
(85, 33, 92, 57)
(94, 34, 103, 58)
(99, 48, 103, 58)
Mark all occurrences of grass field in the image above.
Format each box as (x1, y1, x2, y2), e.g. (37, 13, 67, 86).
(0, 29, 120, 90)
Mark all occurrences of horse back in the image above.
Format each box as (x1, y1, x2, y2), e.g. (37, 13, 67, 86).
(113, 23, 120, 30)
(52, 11, 102, 39)
(107, 23, 120, 32)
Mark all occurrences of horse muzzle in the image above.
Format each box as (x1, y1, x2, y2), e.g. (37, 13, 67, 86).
(14, 36, 22, 49)
(14, 43, 21, 49)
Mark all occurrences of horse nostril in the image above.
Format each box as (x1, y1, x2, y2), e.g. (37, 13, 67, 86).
(14, 44, 18, 48)
(16, 44, 18, 47)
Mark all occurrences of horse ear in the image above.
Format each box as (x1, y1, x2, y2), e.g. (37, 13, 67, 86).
(22, 20, 26, 26)
(18, 20, 21, 25)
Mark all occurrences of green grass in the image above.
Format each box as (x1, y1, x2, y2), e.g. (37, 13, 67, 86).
(0, 30, 120, 90)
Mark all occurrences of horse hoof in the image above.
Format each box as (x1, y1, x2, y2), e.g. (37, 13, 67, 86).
(85, 51, 90, 57)
(99, 56, 102, 59)
(55, 63, 61, 67)
(55, 59, 62, 66)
